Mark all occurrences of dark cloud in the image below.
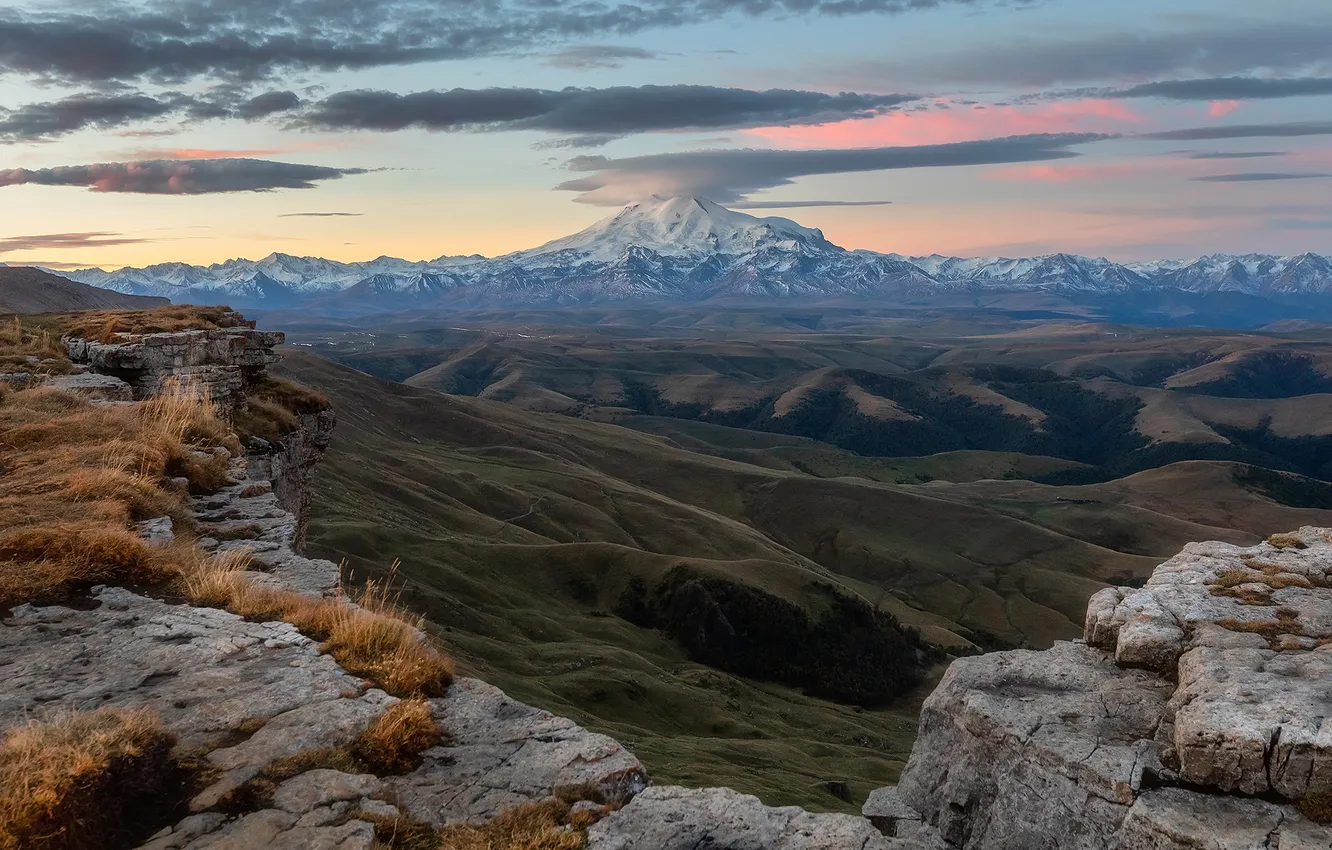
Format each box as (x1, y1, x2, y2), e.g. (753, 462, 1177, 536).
(235, 90, 303, 119)
(1184, 151, 1286, 160)
(542, 45, 661, 70)
(0, 92, 181, 142)
(278, 211, 363, 217)
(1107, 76, 1332, 101)
(730, 199, 894, 208)
(872, 19, 1332, 87)
(0, 158, 369, 194)
(1141, 122, 1332, 141)
(300, 85, 919, 139)
(0, 87, 306, 143)
(0, 0, 989, 85)
(556, 133, 1108, 204)
(1193, 172, 1331, 183)
(0, 231, 153, 253)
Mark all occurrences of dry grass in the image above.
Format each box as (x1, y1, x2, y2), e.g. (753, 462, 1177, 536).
(435, 800, 586, 850)
(1267, 533, 1308, 550)
(1301, 792, 1332, 824)
(235, 376, 330, 443)
(1216, 607, 1304, 643)
(35, 305, 252, 341)
(352, 699, 442, 775)
(0, 380, 233, 608)
(0, 707, 185, 850)
(0, 315, 71, 376)
(214, 747, 362, 814)
(182, 555, 454, 698)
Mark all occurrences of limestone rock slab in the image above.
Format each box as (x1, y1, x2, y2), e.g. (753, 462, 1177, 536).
(587, 786, 907, 850)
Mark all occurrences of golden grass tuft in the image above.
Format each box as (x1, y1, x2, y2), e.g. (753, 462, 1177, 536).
(1267, 533, 1308, 550)
(351, 699, 442, 775)
(0, 315, 70, 375)
(1300, 792, 1332, 824)
(182, 556, 454, 698)
(0, 378, 233, 607)
(234, 376, 330, 443)
(434, 799, 586, 850)
(0, 707, 184, 850)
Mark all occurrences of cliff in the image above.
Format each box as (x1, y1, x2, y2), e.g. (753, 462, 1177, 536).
(874, 528, 1332, 850)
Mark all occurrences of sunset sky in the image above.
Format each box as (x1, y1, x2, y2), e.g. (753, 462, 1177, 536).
(1, 0, 1331, 268)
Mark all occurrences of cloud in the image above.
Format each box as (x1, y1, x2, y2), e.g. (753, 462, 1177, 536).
(0, 92, 181, 142)
(0, 158, 369, 194)
(0, 88, 304, 142)
(1185, 151, 1285, 160)
(1193, 172, 1331, 182)
(867, 19, 1332, 88)
(556, 132, 1108, 204)
(300, 86, 919, 140)
(0, 0, 991, 85)
(1141, 121, 1332, 141)
(278, 211, 363, 217)
(0, 231, 153, 253)
(729, 199, 893, 208)
(542, 45, 661, 70)
(235, 90, 303, 119)
(1104, 76, 1332, 102)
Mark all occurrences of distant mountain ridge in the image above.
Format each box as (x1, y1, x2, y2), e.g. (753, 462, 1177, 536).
(54, 196, 1332, 321)
(0, 266, 169, 313)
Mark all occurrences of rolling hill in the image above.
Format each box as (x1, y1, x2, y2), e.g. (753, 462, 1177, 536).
(0, 266, 169, 313)
(278, 342, 1332, 812)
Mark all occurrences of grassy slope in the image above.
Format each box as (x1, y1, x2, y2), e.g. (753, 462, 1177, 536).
(282, 350, 1332, 811)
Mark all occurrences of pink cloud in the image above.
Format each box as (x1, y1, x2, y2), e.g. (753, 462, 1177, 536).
(1208, 100, 1241, 118)
(744, 99, 1144, 148)
(987, 163, 1145, 183)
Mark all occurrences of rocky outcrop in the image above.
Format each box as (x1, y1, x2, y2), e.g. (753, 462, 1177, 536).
(242, 408, 335, 545)
(878, 527, 1332, 850)
(64, 319, 283, 407)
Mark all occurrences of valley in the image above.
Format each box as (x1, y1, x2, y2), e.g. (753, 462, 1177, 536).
(273, 308, 1332, 812)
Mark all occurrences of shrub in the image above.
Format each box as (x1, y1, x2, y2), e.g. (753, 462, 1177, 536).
(0, 707, 185, 850)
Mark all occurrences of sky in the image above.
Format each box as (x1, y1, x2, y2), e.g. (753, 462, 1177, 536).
(1, 0, 1331, 268)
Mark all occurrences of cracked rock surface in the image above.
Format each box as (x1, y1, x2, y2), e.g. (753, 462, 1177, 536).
(882, 527, 1332, 849)
(586, 786, 907, 850)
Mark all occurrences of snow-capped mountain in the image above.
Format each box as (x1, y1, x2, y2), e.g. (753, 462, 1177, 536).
(55, 196, 1332, 319)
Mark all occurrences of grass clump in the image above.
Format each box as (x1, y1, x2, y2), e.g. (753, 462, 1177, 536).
(214, 748, 362, 814)
(1300, 791, 1332, 824)
(235, 375, 330, 443)
(435, 799, 586, 850)
(0, 379, 233, 608)
(183, 555, 454, 698)
(0, 707, 186, 850)
(0, 315, 70, 375)
(1267, 533, 1308, 550)
(351, 699, 442, 775)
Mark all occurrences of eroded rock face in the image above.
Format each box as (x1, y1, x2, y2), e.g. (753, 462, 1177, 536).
(386, 677, 647, 825)
(64, 324, 283, 408)
(885, 527, 1332, 850)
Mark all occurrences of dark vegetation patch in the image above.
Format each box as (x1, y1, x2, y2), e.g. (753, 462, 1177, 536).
(1234, 465, 1332, 509)
(1188, 351, 1332, 398)
(1126, 352, 1220, 387)
(614, 568, 932, 707)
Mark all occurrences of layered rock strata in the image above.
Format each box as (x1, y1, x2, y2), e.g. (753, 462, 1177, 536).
(63, 318, 283, 407)
(879, 527, 1332, 850)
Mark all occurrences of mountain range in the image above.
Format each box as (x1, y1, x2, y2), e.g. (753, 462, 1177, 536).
(50, 196, 1332, 324)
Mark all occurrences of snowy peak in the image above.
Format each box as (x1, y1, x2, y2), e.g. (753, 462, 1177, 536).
(513, 196, 838, 262)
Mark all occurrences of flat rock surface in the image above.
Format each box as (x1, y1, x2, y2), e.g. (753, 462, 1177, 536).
(587, 786, 906, 850)
(387, 677, 648, 825)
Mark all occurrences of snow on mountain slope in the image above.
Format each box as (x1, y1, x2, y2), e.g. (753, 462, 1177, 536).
(510, 196, 836, 262)
(54, 196, 1332, 312)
